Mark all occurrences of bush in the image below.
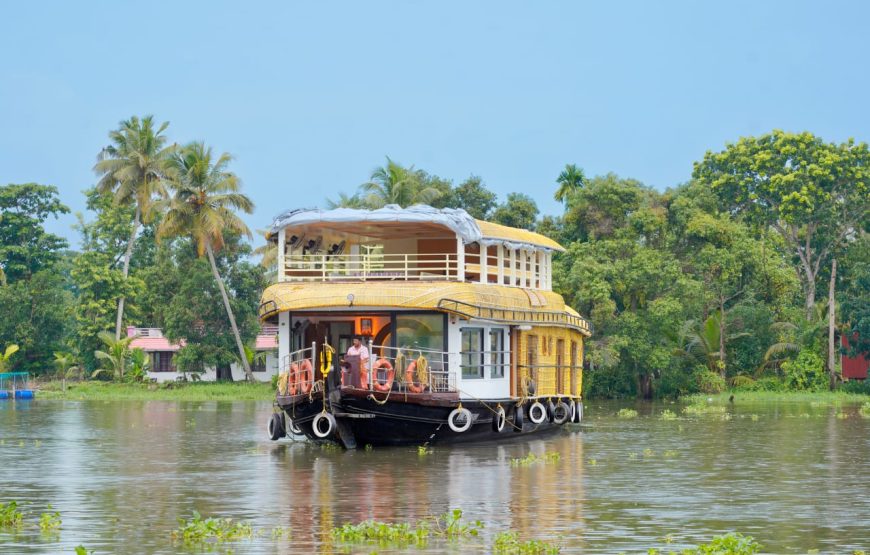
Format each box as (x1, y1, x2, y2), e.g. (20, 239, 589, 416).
(781, 349, 827, 391)
(735, 376, 787, 392)
(840, 379, 870, 395)
(695, 369, 726, 394)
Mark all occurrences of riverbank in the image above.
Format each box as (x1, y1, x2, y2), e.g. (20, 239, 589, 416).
(34, 380, 275, 401)
(683, 390, 870, 405)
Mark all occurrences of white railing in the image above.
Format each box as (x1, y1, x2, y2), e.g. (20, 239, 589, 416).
(283, 253, 458, 282)
(341, 341, 456, 394)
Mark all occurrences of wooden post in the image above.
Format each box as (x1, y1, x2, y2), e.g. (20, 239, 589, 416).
(509, 248, 517, 286)
(456, 236, 465, 282)
(480, 243, 488, 284)
(277, 228, 286, 283)
(497, 244, 504, 285)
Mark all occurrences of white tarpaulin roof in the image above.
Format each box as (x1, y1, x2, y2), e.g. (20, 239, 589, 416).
(268, 204, 564, 251)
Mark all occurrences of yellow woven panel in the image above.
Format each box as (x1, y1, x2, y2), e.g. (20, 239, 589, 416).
(475, 220, 565, 252)
(517, 326, 584, 397)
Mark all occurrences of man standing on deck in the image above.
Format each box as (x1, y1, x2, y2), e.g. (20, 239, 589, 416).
(346, 336, 370, 366)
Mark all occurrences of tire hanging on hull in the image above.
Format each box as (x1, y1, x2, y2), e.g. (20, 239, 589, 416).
(492, 405, 507, 433)
(528, 402, 547, 424)
(448, 407, 473, 433)
(268, 412, 286, 440)
(312, 411, 337, 439)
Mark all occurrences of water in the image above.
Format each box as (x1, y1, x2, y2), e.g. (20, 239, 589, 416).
(1, 398, 868, 554)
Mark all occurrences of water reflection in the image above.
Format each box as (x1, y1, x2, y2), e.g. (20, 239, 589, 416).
(0, 399, 868, 553)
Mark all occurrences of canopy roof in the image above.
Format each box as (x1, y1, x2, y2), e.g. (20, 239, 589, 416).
(258, 281, 590, 335)
(268, 205, 564, 252)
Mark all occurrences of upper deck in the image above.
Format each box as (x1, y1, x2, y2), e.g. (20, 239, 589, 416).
(268, 205, 564, 291)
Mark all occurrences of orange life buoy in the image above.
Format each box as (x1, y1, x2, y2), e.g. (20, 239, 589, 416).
(298, 359, 314, 394)
(288, 363, 299, 395)
(372, 359, 395, 392)
(406, 360, 424, 393)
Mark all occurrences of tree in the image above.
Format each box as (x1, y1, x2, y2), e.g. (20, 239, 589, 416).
(0, 183, 69, 282)
(491, 193, 539, 230)
(444, 176, 497, 219)
(554, 164, 586, 204)
(360, 157, 442, 208)
(94, 115, 174, 339)
(0, 344, 19, 373)
(693, 130, 870, 319)
(92, 331, 135, 380)
(159, 142, 256, 380)
(839, 232, 870, 359)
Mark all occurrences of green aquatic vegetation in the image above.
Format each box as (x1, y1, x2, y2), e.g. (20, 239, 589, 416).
(418, 445, 433, 456)
(171, 511, 254, 546)
(492, 530, 560, 554)
(859, 402, 870, 418)
(836, 411, 848, 419)
(683, 403, 726, 416)
(750, 414, 759, 421)
(74, 546, 93, 555)
(270, 526, 291, 539)
(643, 448, 655, 457)
(617, 408, 638, 418)
(588, 458, 597, 466)
(0, 501, 23, 527)
(649, 532, 762, 555)
(331, 508, 481, 548)
(38, 380, 274, 401)
(660, 410, 678, 420)
(720, 413, 733, 421)
(510, 452, 561, 467)
(663, 450, 679, 458)
(38, 506, 61, 532)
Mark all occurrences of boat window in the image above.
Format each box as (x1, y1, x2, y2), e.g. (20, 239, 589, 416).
(461, 327, 484, 379)
(489, 328, 505, 378)
(396, 313, 444, 356)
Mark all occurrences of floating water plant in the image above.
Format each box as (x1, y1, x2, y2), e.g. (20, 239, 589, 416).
(683, 403, 726, 416)
(171, 511, 254, 546)
(38, 506, 61, 532)
(660, 410, 677, 420)
(510, 452, 561, 467)
(617, 408, 638, 419)
(492, 530, 560, 554)
(859, 402, 870, 418)
(418, 445, 433, 456)
(647, 532, 761, 555)
(0, 501, 23, 527)
(331, 508, 481, 548)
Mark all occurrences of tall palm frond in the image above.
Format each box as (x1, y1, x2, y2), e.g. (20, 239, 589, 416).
(159, 142, 255, 381)
(555, 164, 586, 204)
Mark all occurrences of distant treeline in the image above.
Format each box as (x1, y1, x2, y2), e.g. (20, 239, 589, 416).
(0, 123, 868, 397)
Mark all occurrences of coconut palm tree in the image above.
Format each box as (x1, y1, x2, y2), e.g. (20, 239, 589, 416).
(326, 191, 367, 209)
(0, 344, 19, 373)
(92, 331, 135, 380)
(361, 157, 441, 208)
(94, 115, 174, 339)
(675, 311, 749, 377)
(554, 164, 586, 204)
(53, 351, 81, 392)
(159, 142, 255, 381)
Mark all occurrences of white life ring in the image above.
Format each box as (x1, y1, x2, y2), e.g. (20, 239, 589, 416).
(553, 401, 571, 425)
(312, 412, 336, 438)
(448, 407, 473, 433)
(492, 406, 507, 433)
(528, 401, 547, 424)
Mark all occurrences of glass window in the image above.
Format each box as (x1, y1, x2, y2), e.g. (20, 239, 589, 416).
(461, 327, 484, 379)
(489, 328, 505, 378)
(396, 314, 444, 353)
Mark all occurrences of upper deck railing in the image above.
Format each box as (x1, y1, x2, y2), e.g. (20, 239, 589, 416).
(283, 253, 458, 282)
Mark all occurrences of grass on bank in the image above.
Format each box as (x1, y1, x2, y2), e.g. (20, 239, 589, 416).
(683, 390, 870, 405)
(35, 380, 274, 401)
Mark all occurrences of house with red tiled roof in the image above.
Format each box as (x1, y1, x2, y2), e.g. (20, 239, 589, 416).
(127, 326, 278, 382)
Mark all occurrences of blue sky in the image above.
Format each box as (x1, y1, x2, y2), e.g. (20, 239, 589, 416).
(2, 1, 868, 246)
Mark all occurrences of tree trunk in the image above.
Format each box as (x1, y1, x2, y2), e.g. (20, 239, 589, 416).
(828, 258, 838, 390)
(718, 301, 727, 379)
(115, 205, 141, 340)
(205, 241, 253, 381)
(215, 363, 234, 382)
(637, 372, 653, 400)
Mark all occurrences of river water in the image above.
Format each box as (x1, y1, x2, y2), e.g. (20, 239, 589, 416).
(1, 398, 868, 554)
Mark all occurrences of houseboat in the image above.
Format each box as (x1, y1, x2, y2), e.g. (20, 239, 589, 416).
(260, 205, 591, 448)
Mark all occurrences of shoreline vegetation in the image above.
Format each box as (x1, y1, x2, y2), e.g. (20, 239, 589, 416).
(34, 380, 274, 401)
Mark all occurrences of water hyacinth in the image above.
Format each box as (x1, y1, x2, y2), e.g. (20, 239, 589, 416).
(171, 511, 254, 546)
(493, 530, 561, 554)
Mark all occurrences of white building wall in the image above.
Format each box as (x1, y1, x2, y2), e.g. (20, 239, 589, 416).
(146, 351, 279, 383)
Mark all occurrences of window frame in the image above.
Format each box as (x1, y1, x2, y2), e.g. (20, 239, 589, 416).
(489, 328, 506, 379)
(460, 327, 485, 379)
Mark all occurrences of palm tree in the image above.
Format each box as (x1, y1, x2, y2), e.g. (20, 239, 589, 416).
(94, 115, 174, 339)
(361, 157, 441, 208)
(53, 351, 81, 392)
(253, 228, 278, 283)
(675, 312, 749, 378)
(554, 164, 586, 204)
(93, 331, 135, 380)
(326, 191, 367, 209)
(0, 344, 19, 373)
(0, 214, 6, 286)
(159, 142, 255, 381)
